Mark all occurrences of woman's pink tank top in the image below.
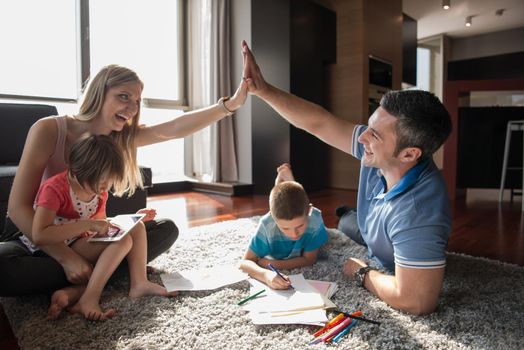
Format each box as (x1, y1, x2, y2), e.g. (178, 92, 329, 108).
(41, 116, 68, 182)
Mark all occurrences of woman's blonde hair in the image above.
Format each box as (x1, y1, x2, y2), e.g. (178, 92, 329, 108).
(77, 65, 144, 197)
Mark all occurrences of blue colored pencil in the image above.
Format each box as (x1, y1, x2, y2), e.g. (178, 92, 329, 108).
(332, 319, 358, 343)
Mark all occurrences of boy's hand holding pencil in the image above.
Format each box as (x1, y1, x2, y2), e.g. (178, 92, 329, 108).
(264, 263, 294, 290)
(264, 270, 292, 289)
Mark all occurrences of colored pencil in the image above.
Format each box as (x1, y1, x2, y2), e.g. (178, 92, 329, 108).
(237, 289, 266, 305)
(332, 319, 358, 343)
(335, 310, 381, 325)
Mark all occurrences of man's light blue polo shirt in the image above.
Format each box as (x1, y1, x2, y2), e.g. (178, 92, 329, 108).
(351, 125, 451, 271)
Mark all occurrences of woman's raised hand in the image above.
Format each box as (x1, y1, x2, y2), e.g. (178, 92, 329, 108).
(241, 40, 269, 97)
(227, 72, 249, 112)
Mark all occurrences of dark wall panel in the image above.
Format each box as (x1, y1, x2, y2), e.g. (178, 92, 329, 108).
(457, 107, 524, 189)
(402, 14, 417, 86)
(448, 51, 524, 81)
(251, 0, 291, 194)
(290, 0, 336, 192)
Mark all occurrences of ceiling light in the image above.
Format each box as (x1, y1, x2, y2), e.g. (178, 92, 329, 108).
(465, 16, 472, 27)
(442, 0, 450, 10)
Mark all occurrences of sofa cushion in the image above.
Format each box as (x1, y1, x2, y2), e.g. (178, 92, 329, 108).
(140, 166, 152, 188)
(0, 166, 17, 202)
(106, 190, 147, 217)
(0, 103, 58, 164)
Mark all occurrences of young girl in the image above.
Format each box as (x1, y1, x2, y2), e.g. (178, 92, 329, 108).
(28, 134, 173, 321)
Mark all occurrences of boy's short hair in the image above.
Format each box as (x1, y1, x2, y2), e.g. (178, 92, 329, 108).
(269, 181, 310, 220)
(68, 134, 125, 193)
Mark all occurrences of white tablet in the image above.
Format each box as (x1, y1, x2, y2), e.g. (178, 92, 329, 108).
(88, 213, 146, 242)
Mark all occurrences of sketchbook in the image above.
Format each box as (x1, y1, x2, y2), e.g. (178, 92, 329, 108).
(241, 274, 334, 325)
(306, 279, 338, 299)
(88, 213, 146, 242)
(243, 274, 326, 313)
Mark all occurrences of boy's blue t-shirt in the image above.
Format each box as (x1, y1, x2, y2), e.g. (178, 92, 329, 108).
(249, 207, 328, 260)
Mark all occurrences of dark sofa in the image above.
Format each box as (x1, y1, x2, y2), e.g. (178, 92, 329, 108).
(0, 103, 151, 233)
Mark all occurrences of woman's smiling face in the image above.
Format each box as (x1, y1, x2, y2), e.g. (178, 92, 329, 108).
(100, 81, 142, 132)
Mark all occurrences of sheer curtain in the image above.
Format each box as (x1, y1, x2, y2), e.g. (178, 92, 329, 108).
(187, 0, 238, 183)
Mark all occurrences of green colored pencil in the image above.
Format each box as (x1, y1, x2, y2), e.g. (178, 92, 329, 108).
(237, 289, 266, 305)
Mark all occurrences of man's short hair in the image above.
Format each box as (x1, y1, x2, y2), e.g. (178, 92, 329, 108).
(269, 181, 310, 220)
(380, 90, 452, 160)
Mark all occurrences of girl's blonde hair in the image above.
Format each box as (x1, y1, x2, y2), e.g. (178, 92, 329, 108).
(77, 65, 144, 196)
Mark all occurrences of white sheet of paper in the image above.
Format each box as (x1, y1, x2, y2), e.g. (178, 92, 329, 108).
(248, 308, 327, 325)
(243, 274, 326, 313)
(160, 265, 248, 291)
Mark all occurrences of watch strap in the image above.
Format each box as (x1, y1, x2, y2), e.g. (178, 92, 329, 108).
(354, 266, 374, 287)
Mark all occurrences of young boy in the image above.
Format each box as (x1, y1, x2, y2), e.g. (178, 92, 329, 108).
(240, 163, 328, 289)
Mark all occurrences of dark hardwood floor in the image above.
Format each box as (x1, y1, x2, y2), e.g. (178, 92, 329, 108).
(1, 188, 523, 349)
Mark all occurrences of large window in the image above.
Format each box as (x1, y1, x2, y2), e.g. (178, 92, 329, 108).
(1, 0, 184, 104)
(89, 0, 186, 183)
(0, 1, 77, 100)
(0, 0, 187, 184)
(89, 0, 184, 105)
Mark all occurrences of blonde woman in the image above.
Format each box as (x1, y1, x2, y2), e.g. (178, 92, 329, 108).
(0, 64, 248, 296)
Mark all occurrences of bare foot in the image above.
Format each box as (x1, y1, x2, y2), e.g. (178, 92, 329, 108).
(69, 299, 116, 322)
(47, 286, 84, 320)
(275, 163, 295, 184)
(129, 280, 178, 299)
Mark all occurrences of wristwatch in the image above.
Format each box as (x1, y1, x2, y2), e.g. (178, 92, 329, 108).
(218, 96, 234, 116)
(354, 266, 374, 287)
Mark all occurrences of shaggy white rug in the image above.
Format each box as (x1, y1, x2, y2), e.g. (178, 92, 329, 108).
(2, 217, 524, 350)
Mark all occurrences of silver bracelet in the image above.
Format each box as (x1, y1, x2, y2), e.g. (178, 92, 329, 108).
(218, 96, 234, 116)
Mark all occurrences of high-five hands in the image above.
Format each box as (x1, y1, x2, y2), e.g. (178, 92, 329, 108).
(241, 40, 269, 97)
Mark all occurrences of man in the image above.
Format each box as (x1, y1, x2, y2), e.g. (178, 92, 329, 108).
(241, 41, 452, 315)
